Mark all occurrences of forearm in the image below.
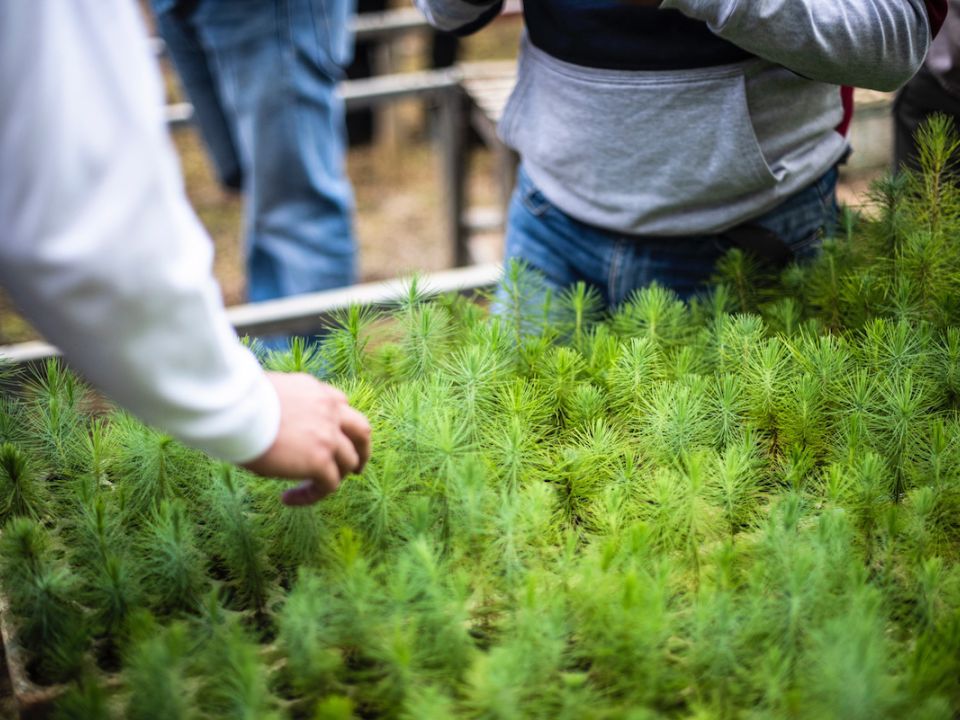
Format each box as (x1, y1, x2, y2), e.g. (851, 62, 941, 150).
(413, 0, 503, 34)
(661, 0, 934, 91)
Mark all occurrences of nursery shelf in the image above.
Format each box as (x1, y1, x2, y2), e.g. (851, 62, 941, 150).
(0, 263, 502, 374)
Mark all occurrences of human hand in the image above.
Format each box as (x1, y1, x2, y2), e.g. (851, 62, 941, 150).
(243, 372, 372, 506)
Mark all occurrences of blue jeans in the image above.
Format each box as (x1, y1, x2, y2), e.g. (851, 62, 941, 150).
(505, 164, 840, 306)
(153, 0, 357, 302)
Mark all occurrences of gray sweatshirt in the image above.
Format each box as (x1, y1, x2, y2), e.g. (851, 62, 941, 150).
(416, 0, 934, 235)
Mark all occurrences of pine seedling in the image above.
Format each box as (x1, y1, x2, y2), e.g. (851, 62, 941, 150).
(22, 358, 89, 475)
(443, 343, 507, 436)
(798, 240, 848, 331)
(536, 345, 587, 420)
(742, 337, 792, 447)
(0, 393, 27, 447)
(68, 418, 118, 505)
(336, 449, 416, 554)
(0, 536, 87, 681)
(400, 686, 457, 720)
(686, 587, 749, 717)
(902, 485, 952, 561)
(196, 617, 283, 720)
(496, 259, 556, 342)
(712, 248, 764, 313)
(581, 323, 620, 388)
(53, 676, 113, 720)
(253, 480, 330, 574)
(562, 382, 607, 429)
(858, 317, 934, 380)
(711, 434, 766, 539)
(710, 312, 766, 375)
(439, 456, 494, 558)
(605, 336, 664, 415)
(556, 281, 604, 351)
(0, 516, 53, 592)
(865, 172, 912, 257)
(398, 295, 453, 380)
(636, 378, 717, 465)
(206, 464, 273, 614)
(552, 419, 625, 533)
(796, 588, 902, 720)
(762, 296, 805, 337)
(137, 500, 208, 615)
(708, 374, 750, 448)
(462, 572, 570, 719)
(489, 483, 557, 584)
(321, 304, 379, 380)
(124, 618, 198, 720)
(485, 412, 549, 495)
(263, 335, 326, 375)
(664, 343, 706, 381)
(777, 443, 818, 491)
(112, 414, 208, 522)
(904, 610, 960, 710)
(277, 571, 345, 704)
(493, 376, 553, 432)
(872, 373, 933, 500)
(0, 441, 49, 523)
(911, 114, 960, 241)
(776, 372, 829, 459)
(609, 282, 691, 351)
(890, 230, 960, 325)
(69, 496, 141, 645)
(932, 327, 960, 408)
(383, 538, 475, 691)
(566, 552, 676, 708)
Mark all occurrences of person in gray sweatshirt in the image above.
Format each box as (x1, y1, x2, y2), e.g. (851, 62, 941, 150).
(417, 0, 945, 303)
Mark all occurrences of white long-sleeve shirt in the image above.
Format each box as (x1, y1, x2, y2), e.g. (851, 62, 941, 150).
(0, 1, 280, 463)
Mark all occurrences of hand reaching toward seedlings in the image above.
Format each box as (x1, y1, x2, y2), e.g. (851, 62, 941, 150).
(242, 372, 372, 506)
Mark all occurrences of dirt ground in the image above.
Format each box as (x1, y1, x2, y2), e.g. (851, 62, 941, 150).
(0, 14, 885, 347)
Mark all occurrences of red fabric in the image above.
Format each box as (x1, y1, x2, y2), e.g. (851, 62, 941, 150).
(836, 86, 855, 136)
(836, 1, 948, 136)
(924, 0, 948, 37)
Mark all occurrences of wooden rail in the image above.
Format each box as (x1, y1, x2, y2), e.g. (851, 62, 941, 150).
(0, 264, 502, 372)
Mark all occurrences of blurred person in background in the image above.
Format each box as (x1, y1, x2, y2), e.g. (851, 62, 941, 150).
(416, 0, 945, 305)
(0, 1, 371, 505)
(895, 0, 960, 172)
(151, 0, 358, 304)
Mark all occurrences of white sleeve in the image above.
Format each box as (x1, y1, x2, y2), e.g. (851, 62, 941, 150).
(0, 0, 280, 463)
(661, 0, 931, 91)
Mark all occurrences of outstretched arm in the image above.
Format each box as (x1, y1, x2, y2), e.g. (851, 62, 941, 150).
(660, 0, 944, 90)
(0, 1, 369, 503)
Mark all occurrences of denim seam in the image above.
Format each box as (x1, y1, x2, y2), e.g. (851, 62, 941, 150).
(608, 239, 626, 306)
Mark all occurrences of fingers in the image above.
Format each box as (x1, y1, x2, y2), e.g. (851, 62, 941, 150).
(333, 431, 361, 477)
(282, 454, 341, 506)
(339, 406, 372, 470)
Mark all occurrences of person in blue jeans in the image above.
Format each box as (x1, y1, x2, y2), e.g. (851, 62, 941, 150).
(415, 0, 945, 305)
(152, 0, 356, 304)
(507, 164, 840, 305)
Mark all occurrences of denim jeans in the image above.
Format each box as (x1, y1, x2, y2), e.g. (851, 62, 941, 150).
(504, 163, 840, 306)
(153, 0, 357, 303)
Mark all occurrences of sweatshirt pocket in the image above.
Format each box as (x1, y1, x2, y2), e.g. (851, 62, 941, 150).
(498, 41, 779, 234)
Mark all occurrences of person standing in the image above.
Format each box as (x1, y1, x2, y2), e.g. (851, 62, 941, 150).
(895, 0, 960, 172)
(151, 0, 358, 303)
(416, 0, 945, 304)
